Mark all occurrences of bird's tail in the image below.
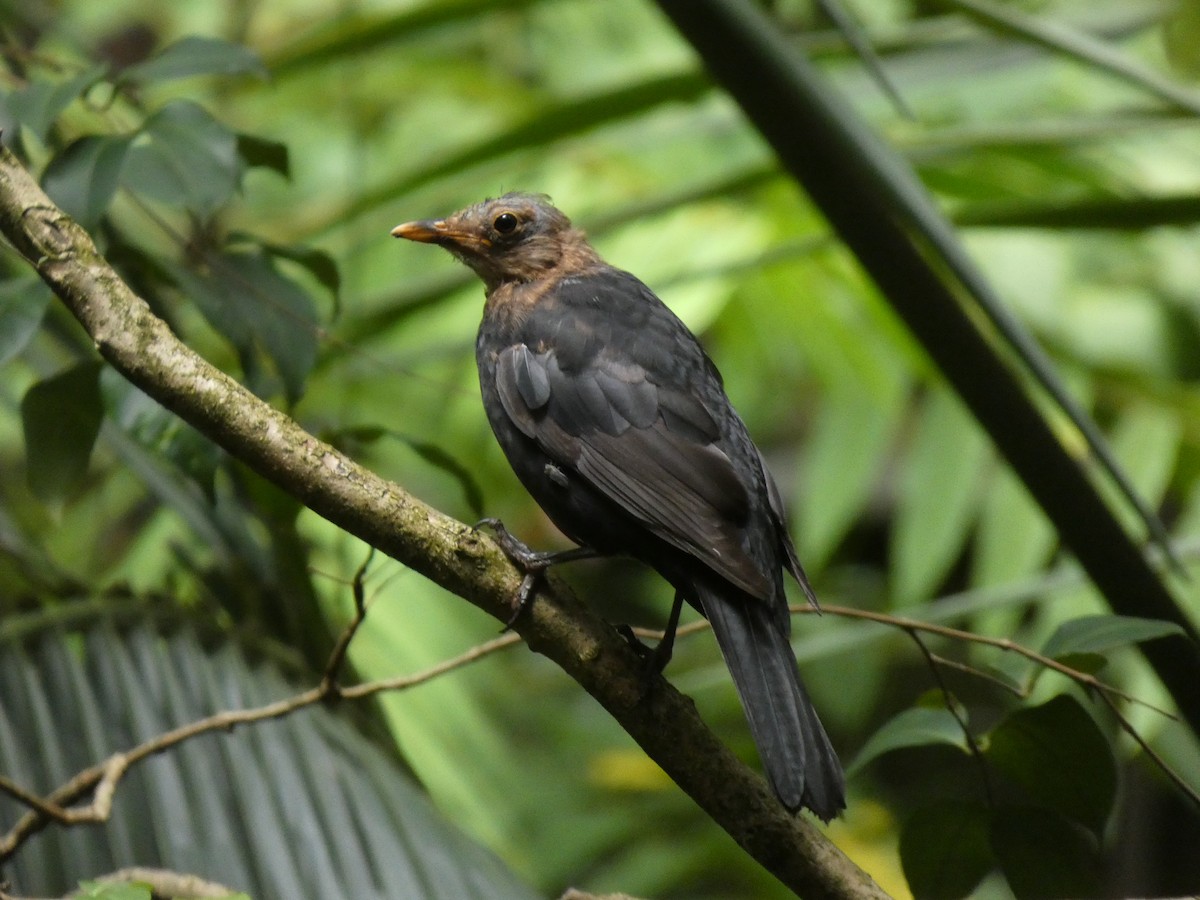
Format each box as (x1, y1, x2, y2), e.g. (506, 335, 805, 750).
(699, 583, 846, 820)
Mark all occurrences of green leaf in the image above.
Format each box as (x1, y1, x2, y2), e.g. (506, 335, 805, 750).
(1041, 615, 1185, 661)
(1165, 0, 1200, 77)
(120, 36, 268, 84)
(1107, 403, 1183, 526)
(236, 132, 291, 178)
(7, 66, 105, 143)
(799, 388, 902, 569)
(899, 801, 992, 900)
(956, 193, 1200, 231)
(122, 101, 241, 220)
(0, 620, 540, 899)
(20, 361, 104, 507)
(815, 0, 912, 118)
(330, 426, 484, 519)
(989, 805, 1101, 899)
(1046, 651, 1107, 677)
(891, 388, 989, 606)
(221, 251, 319, 403)
(947, 0, 1200, 118)
(847, 706, 968, 775)
(171, 250, 319, 403)
(229, 232, 340, 306)
(327, 70, 709, 231)
(41, 135, 131, 229)
(75, 882, 152, 900)
(403, 439, 486, 520)
(109, 380, 224, 496)
(0, 275, 52, 366)
(1064, 286, 1181, 378)
(974, 657, 1030, 694)
(971, 466, 1056, 588)
(266, 0, 542, 76)
(984, 695, 1116, 834)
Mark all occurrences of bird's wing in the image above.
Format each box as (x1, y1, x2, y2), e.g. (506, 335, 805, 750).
(758, 449, 818, 609)
(493, 319, 772, 600)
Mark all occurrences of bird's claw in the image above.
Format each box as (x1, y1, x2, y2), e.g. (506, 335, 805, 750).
(475, 517, 559, 571)
(616, 624, 672, 694)
(477, 517, 598, 630)
(501, 572, 542, 632)
(616, 624, 651, 657)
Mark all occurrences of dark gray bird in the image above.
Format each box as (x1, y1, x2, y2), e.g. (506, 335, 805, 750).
(392, 193, 845, 819)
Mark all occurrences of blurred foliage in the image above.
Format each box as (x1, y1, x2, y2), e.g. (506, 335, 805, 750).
(0, 619, 537, 899)
(1, 0, 1200, 897)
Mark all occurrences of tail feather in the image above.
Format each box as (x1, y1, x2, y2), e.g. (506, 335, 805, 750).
(700, 583, 846, 820)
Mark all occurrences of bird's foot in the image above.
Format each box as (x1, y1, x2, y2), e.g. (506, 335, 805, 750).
(615, 624, 673, 697)
(474, 518, 598, 629)
(615, 587, 686, 693)
(616, 624, 653, 660)
(474, 517, 564, 570)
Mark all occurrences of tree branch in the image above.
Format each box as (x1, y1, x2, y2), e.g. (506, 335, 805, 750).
(0, 147, 886, 899)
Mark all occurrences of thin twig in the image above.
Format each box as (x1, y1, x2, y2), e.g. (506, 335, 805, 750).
(1096, 690, 1200, 810)
(0, 778, 72, 822)
(907, 629, 995, 805)
(927, 652, 1024, 699)
(633, 601, 1195, 806)
(342, 633, 523, 701)
(636, 606, 1177, 719)
(0, 608, 520, 861)
(319, 547, 375, 692)
(817, 604, 1179, 720)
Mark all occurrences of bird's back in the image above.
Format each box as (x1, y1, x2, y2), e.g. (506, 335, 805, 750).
(476, 268, 774, 581)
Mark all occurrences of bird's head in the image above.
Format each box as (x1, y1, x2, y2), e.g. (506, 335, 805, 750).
(391, 193, 596, 291)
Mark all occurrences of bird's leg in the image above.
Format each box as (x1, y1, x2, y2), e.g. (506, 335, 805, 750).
(650, 588, 686, 673)
(474, 517, 598, 628)
(618, 589, 686, 680)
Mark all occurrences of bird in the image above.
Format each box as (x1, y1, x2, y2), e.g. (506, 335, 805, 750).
(391, 193, 845, 820)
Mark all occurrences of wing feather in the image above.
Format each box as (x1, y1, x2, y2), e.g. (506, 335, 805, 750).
(496, 345, 546, 438)
(493, 340, 769, 599)
(594, 368, 658, 429)
(575, 428, 769, 597)
(545, 355, 630, 435)
(512, 344, 550, 408)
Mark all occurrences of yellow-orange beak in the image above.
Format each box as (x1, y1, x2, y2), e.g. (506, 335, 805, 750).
(390, 219, 491, 248)
(390, 219, 443, 243)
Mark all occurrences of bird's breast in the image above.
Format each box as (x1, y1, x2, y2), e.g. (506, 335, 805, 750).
(482, 272, 570, 337)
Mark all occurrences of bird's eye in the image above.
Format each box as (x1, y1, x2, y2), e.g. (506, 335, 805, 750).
(493, 212, 519, 234)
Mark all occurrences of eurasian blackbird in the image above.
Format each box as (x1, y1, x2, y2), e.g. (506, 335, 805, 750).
(392, 193, 845, 819)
